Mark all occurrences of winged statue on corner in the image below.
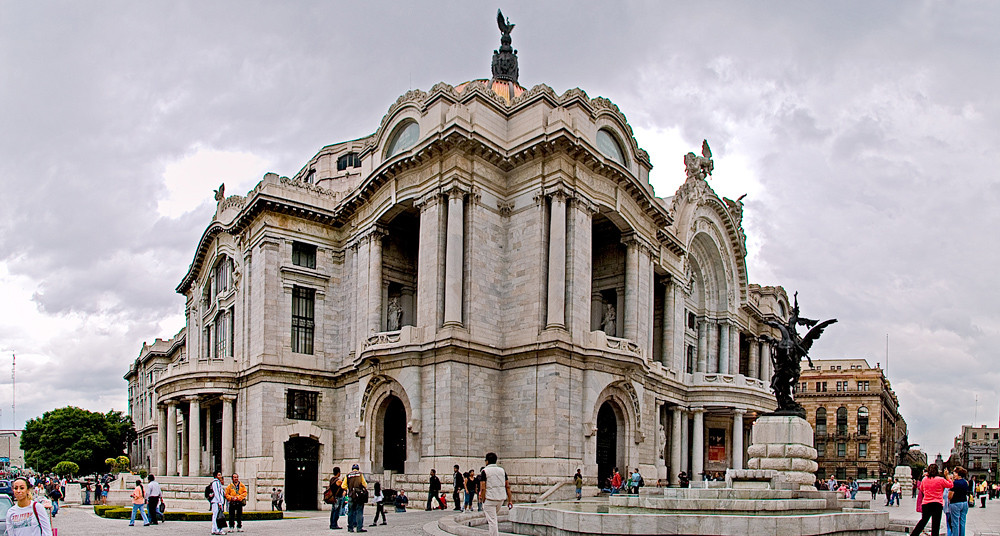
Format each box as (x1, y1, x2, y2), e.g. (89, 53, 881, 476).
(760, 292, 837, 417)
(497, 9, 515, 35)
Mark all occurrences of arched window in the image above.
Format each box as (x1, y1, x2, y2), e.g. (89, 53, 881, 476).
(596, 129, 626, 165)
(836, 406, 848, 435)
(385, 121, 419, 158)
(815, 408, 827, 435)
(857, 407, 869, 436)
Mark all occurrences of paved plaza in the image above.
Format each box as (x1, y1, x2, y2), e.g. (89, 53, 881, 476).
(46, 496, 1000, 536)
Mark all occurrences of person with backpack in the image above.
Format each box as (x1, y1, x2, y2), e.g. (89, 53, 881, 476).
(339, 463, 368, 533)
(631, 469, 644, 495)
(208, 471, 226, 535)
(6, 477, 52, 536)
(327, 467, 345, 529)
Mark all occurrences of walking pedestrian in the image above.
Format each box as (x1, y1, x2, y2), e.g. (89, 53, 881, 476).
(478, 452, 513, 536)
(574, 469, 583, 500)
(129, 479, 150, 526)
(452, 465, 464, 511)
(610, 468, 622, 495)
(339, 463, 368, 533)
(225, 473, 248, 532)
(909, 464, 953, 536)
(978, 480, 988, 508)
(329, 467, 345, 529)
(271, 488, 280, 511)
(276, 488, 283, 511)
(426, 469, 441, 511)
(147, 474, 163, 525)
(209, 470, 227, 535)
(6, 477, 53, 536)
(370, 482, 386, 526)
(884, 477, 894, 506)
(892, 479, 902, 506)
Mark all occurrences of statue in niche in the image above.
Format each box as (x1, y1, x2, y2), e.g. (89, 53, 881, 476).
(760, 292, 837, 418)
(387, 297, 403, 331)
(601, 302, 616, 336)
(658, 422, 667, 460)
(684, 140, 714, 181)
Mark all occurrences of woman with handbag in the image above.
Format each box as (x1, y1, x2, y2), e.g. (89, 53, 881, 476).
(129, 479, 150, 526)
(6, 477, 53, 536)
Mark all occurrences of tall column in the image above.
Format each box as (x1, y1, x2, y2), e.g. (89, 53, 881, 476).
(749, 341, 760, 379)
(546, 192, 567, 329)
(156, 406, 167, 476)
(719, 322, 730, 374)
(670, 406, 683, 486)
(368, 228, 385, 333)
(165, 401, 178, 476)
(762, 344, 772, 385)
(415, 194, 442, 328)
(178, 409, 188, 477)
(707, 322, 718, 373)
(622, 238, 639, 341)
(696, 321, 708, 372)
(732, 408, 746, 470)
(729, 327, 739, 375)
(222, 395, 235, 476)
(661, 280, 673, 367)
(187, 396, 201, 476)
(680, 410, 689, 475)
(691, 407, 705, 481)
(443, 188, 465, 326)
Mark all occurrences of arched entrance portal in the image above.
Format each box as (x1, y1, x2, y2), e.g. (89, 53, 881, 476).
(375, 395, 407, 473)
(284, 437, 319, 510)
(596, 401, 621, 488)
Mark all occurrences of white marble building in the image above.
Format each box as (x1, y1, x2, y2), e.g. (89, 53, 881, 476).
(125, 28, 792, 509)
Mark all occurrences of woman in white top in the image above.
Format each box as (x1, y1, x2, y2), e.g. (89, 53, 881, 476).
(5, 477, 53, 536)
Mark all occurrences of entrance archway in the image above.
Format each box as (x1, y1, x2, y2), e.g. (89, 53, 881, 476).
(284, 437, 319, 510)
(596, 401, 621, 488)
(375, 396, 407, 473)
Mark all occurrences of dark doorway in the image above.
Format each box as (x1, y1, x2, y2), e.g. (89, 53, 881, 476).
(210, 404, 222, 475)
(284, 437, 319, 510)
(596, 401, 619, 488)
(381, 396, 407, 473)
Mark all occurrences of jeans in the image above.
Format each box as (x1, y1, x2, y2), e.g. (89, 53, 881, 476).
(147, 496, 161, 524)
(84, 489, 90, 505)
(910, 502, 943, 536)
(331, 496, 345, 528)
(347, 500, 364, 531)
(51, 499, 59, 516)
(464, 490, 473, 510)
(426, 490, 439, 510)
(949, 500, 968, 536)
(228, 501, 243, 528)
(129, 503, 150, 525)
(850, 490, 857, 499)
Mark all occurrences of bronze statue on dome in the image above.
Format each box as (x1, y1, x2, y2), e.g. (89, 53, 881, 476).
(760, 292, 837, 418)
(491, 9, 519, 84)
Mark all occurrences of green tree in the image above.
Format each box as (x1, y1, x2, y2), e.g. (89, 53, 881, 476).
(53, 461, 79, 477)
(21, 407, 136, 475)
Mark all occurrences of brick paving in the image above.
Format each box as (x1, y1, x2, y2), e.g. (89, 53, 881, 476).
(52, 504, 452, 536)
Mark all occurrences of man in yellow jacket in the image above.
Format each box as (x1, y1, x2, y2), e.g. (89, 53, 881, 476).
(224, 473, 249, 532)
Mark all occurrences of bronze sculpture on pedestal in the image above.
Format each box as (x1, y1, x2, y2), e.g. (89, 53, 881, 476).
(761, 292, 837, 418)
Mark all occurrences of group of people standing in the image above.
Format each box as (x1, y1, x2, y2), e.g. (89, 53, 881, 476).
(604, 467, 645, 495)
(207, 471, 249, 535)
(325, 452, 513, 536)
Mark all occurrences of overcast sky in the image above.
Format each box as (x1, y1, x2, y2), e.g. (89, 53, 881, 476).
(1, 1, 997, 460)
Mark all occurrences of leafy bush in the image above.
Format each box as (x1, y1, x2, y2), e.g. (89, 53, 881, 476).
(138, 469, 148, 479)
(116, 455, 130, 471)
(53, 461, 79, 477)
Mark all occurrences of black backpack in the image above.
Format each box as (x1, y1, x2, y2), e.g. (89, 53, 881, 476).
(205, 483, 215, 502)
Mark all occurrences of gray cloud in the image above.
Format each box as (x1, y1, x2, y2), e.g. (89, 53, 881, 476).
(1, 0, 996, 458)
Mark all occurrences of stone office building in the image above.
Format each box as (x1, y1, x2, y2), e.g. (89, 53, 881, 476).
(125, 21, 794, 509)
(797, 359, 905, 481)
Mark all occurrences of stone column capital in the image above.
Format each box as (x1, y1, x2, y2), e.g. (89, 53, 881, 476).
(733, 408, 747, 416)
(690, 406, 705, 414)
(220, 394, 237, 402)
(165, 399, 179, 408)
(414, 191, 443, 211)
(185, 395, 201, 403)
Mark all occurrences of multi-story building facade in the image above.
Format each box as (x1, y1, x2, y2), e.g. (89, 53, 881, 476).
(953, 425, 999, 482)
(125, 20, 797, 510)
(798, 358, 905, 481)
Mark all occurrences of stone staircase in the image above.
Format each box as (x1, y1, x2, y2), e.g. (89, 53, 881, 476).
(381, 472, 598, 505)
(157, 476, 217, 512)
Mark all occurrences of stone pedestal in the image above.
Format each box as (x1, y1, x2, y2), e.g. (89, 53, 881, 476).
(894, 465, 913, 495)
(745, 415, 818, 490)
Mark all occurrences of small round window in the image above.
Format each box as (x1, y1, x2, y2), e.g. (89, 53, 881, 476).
(386, 121, 419, 158)
(597, 129, 626, 165)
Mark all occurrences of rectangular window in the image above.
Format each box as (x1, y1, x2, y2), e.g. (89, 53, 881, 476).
(214, 316, 226, 359)
(286, 389, 318, 421)
(859, 442, 868, 458)
(291, 286, 315, 354)
(836, 467, 846, 480)
(837, 443, 846, 457)
(292, 241, 317, 269)
(687, 311, 696, 330)
(203, 326, 213, 359)
(817, 441, 826, 457)
(857, 467, 868, 479)
(686, 345, 695, 374)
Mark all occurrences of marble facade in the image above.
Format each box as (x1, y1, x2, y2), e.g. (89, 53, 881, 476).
(125, 70, 796, 508)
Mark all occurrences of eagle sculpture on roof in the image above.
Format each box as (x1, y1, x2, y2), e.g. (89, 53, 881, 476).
(497, 9, 515, 35)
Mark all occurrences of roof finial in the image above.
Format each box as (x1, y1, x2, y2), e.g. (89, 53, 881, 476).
(491, 9, 519, 85)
